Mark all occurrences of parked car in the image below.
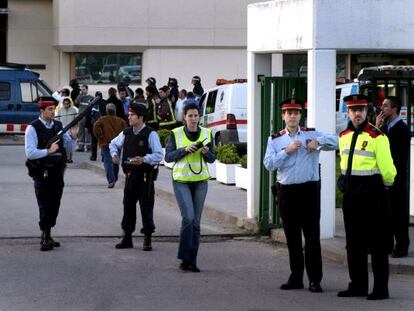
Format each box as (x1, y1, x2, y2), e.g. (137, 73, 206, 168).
(0, 63, 53, 134)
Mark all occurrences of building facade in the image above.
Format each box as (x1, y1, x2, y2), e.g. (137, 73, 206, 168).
(6, 0, 259, 92)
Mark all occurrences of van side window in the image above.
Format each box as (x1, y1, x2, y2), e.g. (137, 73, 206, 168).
(199, 93, 206, 116)
(0, 82, 11, 100)
(205, 90, 218, 114)
(20, 82, 37, 102)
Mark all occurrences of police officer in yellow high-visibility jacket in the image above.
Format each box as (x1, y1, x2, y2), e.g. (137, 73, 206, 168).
(165, 103, 215, 273)
(337, 94, 396, 301)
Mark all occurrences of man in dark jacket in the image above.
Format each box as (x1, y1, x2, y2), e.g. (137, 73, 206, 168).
(375, 96, 411, 258)
(106, 87, 125, 120)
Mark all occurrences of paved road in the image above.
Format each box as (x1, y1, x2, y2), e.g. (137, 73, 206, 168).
(0, 141, 413, 311)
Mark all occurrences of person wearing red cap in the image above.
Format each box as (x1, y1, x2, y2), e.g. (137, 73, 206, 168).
(337, 94, 396, 300)
(263, 98, 338, 293)
(24, 96, 72, 251)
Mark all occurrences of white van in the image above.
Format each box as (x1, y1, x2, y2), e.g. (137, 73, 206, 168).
(335, 82, 359, 133)
(199, 81, 247, 150)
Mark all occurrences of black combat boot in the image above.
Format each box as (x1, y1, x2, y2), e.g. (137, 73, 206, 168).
(142, 234, 152, 251)
(40, 229, 60, 247)
(115, 233, 133, 249)
(40, 229, 54, 251)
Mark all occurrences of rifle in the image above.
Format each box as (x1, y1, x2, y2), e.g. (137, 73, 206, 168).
(46, 94, 102, 148)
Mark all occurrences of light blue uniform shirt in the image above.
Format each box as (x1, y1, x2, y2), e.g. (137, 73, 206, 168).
(263, 127, 338, 185)
(25, 117, 72, 160)
(109, 124, 164, 165)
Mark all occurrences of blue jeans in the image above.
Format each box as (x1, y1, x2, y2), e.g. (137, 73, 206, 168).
(102, 145, 119, 184)
(173, 180, 208, 265)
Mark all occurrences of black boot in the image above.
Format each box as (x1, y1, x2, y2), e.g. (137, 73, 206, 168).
(40, 229, 60, 247)
(40, 229, 54, 251)
(143, 235, 152, 251)
(115, 233, 133, 249)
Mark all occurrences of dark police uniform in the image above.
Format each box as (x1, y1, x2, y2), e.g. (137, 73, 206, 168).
(263, 98, 337, 293)
(25, 97, 71, 251)
(109, 103, 163, 250)
(337, 94, 396, 300)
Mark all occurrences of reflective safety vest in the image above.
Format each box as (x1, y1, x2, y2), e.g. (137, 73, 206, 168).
(172, 126, 211, 182)
(339, 122, 396, 186)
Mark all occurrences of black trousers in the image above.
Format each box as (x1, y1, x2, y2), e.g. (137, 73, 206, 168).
(390, 183, 410, 253)
(122, 170, 155, 235)
(277, 181, 322, 284)
(34, 168, 65, 230)
(342, 190, 390, 294)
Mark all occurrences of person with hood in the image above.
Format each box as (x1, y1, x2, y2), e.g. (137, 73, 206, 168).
(106, 87, 125, 120)
(55, 97, 78, 163)
(168, 77, 179, 108)
(69, 79, 80, 102)
(146, 77, 159, 97)
(191, 76, 204, 98)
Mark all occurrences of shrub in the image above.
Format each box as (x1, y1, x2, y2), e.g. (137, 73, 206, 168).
(239, 154, 247, 169)
(157, 129, 171, 147)
(216, 144, 240, 164)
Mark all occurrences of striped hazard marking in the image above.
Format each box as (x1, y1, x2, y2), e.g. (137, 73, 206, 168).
(0, 123, 28, 134)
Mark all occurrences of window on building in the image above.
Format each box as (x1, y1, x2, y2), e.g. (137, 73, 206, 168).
(283, 54, 347, 79)
(0, 82, 10, 100)
(73, 53, 142, 85)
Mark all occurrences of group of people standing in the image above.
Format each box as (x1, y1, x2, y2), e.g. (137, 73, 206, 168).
(25, 87, 214, 273)
(53, 75, 205, 164)
(264, 94, 410, 300)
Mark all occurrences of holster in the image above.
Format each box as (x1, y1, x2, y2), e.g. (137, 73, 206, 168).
(25, 159, 44, 178)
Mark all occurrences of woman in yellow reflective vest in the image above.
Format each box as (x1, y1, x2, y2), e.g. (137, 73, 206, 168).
(164, 102, 215, 272)
(337, 94, 396, 300)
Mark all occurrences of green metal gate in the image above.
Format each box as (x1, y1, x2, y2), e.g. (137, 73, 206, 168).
(259, 76, 307, 232)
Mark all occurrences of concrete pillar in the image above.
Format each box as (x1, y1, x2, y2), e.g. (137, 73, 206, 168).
(247, 52, 271, 218)
(271, 54, 283, 76)
(307, 49, 336, 239)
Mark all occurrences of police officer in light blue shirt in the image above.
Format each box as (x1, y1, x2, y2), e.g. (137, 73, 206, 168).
(263, 98, 337, 293)
(25, 96, 72, 252)
(110, 103, 163, 251)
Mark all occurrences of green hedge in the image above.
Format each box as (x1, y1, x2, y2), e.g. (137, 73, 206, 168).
(215, 144, 240, 164)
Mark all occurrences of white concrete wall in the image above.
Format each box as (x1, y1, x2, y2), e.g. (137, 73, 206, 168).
(315, 0, 414, 51)
(8, 0, 259, 90)
(54, 0, 259, 49)
(7, 0, 58, 85)
(249, 0, 414, 53)
(248, 0, 313, 52)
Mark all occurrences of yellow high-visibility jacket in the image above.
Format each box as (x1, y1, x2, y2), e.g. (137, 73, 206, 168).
(339, 122, 396, 186)
(172, 126, 211, 182)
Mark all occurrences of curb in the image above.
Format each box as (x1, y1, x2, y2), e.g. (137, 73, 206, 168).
(270, 228, 414, 276)
(81, 162, 258, 233)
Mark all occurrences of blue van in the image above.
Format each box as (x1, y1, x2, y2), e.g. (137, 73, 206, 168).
(0, 63, 53, 134)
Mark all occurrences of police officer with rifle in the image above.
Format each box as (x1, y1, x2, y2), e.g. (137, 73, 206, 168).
(25, 95, 102, 251)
